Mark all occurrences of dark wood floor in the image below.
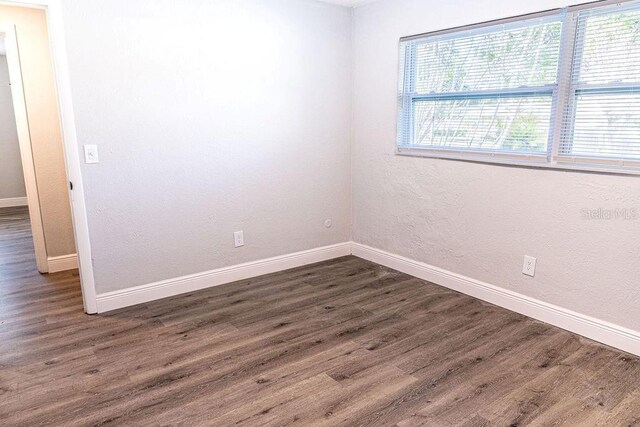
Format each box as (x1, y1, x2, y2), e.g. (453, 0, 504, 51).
(1, 206, 640, 426)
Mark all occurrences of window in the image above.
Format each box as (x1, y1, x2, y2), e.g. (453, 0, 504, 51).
(397, 0, 640, 173)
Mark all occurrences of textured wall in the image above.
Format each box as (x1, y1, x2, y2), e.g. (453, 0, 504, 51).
(0, 55, 26, 200)
(0, 5, 75, 257)
(352, 0, 640, 330)
(61, 0, 352, 294)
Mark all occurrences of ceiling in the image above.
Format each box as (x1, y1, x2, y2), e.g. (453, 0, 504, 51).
(0, 1, 374, 53)
(316, 0, 377, 7)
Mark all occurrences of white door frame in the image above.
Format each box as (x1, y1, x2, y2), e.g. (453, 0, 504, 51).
(0, 0, 97, 314)
(0, 23, 49, 273)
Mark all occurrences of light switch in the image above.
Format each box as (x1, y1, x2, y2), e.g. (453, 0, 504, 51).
(84, 145, 99, 164)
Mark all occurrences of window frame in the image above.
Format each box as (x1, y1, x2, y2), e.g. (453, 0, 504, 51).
(396, 0, 640, 176)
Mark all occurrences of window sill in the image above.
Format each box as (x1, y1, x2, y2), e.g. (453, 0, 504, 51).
(396, 146, 640, 177)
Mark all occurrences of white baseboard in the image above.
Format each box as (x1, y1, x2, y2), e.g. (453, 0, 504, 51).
(95, 242, 352, 313)
(47, 254, 78, 273)
(0, 196, 28, 208)
(92, 240, 640, 356)
(351, 242, 640, 357)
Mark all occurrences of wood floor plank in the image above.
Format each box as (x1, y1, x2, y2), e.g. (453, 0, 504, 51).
(1, 206, 639, 426)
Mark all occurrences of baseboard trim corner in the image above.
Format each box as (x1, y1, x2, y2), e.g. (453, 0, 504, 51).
(47, 254, 78, 273)
(0, 197, 28, 208)
(95, 242, 352, 313)
(351, 242, 640, 357)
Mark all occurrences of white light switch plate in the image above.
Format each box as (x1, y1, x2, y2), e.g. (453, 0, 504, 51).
(522, 255, 537, 277)
(84, 145, 99, 164)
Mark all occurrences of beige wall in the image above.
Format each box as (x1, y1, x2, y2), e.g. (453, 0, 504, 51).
(0, 5, 75, 257)
(0, 54, 26, 200)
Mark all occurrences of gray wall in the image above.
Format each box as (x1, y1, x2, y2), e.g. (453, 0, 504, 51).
(0, 54, 26, 200)
(61, 0, 353, 294)
(352, 0, 640, 331)
(59, 0, 640, 333)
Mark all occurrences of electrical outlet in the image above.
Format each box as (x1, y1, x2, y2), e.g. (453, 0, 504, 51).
(522, 255, 536, 277)
(234, 231, 244, 248)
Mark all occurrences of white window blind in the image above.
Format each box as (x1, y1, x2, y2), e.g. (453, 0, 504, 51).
(397, 0, 640, 174)
(558, 2, 640, 165)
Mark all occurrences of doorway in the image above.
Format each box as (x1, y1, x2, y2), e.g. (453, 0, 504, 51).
(0, 23, 51, 272)
(0, 5, 93, 312)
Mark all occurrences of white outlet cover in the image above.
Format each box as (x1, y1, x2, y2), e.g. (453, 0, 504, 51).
(234, 231, 244, 248)
(522, 255, 537, 277)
